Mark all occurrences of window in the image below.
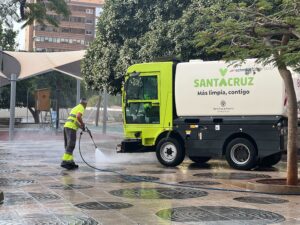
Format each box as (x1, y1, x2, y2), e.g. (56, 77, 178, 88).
(125, 75, 159, 124)
(36, 48, 46, 52)
(70, 28, 85, 34)
(36, 37, 41, 42)
(80, 40, 85, 45)
(85, 30, 92, 35)
(70, 17, 85, 23)
(61, 38, 68, 44)
(71, 6, 86, 13)
(61, 28, 70, 33)
(126, 103, 160, 124)
(44, 37, 49, 42)
(86, 9, 94, 14)
(125, 76, 158, 100)
(85, 19, 93, 24)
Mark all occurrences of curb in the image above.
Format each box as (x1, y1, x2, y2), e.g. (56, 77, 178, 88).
(224, 179, 300, 195)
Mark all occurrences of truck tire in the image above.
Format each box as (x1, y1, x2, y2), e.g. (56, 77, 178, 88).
(189, 156, 211, 164)
(156, 137, 185, 167)
(225, 138, 257, 170)
(260, 152, 282, 167)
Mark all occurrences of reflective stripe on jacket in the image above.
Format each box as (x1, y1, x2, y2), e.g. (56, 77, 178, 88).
(64, 104, 85, 130)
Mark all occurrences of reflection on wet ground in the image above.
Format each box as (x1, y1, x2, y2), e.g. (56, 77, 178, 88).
(0, 138, 300, 225)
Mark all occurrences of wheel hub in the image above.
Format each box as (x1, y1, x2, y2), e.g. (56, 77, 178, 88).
(231, 144, 251, 165)
(166, 148, 173, 156)
(161, 143, 177, 162)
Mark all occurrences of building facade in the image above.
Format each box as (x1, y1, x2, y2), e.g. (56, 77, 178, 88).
(25, 0, 104, 52)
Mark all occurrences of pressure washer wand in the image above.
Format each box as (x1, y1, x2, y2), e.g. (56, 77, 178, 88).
(85, 126, 98, 150)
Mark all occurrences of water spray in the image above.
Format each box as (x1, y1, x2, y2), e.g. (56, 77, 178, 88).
(85, 126, 100, 152)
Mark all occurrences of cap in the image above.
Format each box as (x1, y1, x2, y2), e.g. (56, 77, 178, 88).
(80, 98, 88, 104)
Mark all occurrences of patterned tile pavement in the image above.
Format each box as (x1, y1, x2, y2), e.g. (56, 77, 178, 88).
(0, 129, 300, 225)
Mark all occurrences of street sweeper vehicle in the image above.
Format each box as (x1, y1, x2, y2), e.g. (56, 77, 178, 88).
(117, 59, 300, 170)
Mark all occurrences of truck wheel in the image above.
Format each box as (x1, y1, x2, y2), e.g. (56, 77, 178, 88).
(260, 152, 282, 167)
(156, 137, 185, 167)
(189, 156, 211, 164)
(225, 138, 257, 170)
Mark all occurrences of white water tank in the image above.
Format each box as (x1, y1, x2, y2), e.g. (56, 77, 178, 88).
(175, 59, 297, 117)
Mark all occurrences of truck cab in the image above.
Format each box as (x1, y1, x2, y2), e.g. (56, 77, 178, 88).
(120, 62, 174, 152)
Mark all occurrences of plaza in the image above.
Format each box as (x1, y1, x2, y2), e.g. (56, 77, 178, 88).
(0, 127, 299, 225)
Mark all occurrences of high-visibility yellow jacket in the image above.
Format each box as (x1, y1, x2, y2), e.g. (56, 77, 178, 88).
(64, 104, 85, 130)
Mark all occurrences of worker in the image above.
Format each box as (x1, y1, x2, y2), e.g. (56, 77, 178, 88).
(61, 98, 87, 170)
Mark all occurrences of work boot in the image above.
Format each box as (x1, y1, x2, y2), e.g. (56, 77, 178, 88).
(60, 161, 79, 170)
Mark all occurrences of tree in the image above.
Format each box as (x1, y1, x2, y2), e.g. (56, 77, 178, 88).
(195, 0, 300, 185)
(82, 0, 200, 94)
(0, 0, 70, 27)
(0, 22, 17, 50)
(0, 72, 86, 123)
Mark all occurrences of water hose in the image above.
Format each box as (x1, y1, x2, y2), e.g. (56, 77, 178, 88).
(78, 131, 292, 196)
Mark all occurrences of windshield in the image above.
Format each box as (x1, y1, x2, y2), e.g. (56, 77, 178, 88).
(125, 76, 158, 100)
(124, 75, 159, 124)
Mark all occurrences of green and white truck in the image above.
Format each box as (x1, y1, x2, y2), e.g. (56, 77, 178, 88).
(118, 59, 300, 170)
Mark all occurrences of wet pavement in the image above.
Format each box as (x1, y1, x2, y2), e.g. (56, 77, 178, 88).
(0, 131, 300, 225)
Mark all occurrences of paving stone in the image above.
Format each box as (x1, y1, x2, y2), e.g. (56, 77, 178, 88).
(79, 174, 159, 183)
(49, 184, 94, 190)
(2, 192, 35, 205)
(110, 187, 208, 199)
(233, 196, 289, 204)
(178, 180, 221, 186)
(139, 170, 177, 174)
(0, 178, 35, 187)
(75, 201, 133, 210)
(193, 172, 271, 180)
(156, 206, 285, 224)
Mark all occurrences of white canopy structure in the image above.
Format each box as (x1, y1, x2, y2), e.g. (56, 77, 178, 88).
(0, 50, 86, 140)
(0, 50, 85, 86)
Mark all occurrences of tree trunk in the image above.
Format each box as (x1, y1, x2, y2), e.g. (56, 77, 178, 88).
(278, 67, 298, 185)
(95, 94, 102, 127)
(28, 107, 40, 124)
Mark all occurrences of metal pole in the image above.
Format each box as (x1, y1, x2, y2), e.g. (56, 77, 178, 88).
(102, 88, 108, 134)
(9, 74, 17, 141)
(56, 89, 60, 130)
(95, 91, 101, 127)
(56, 79, 61, 130)
(26, 88, 29, 123)
(76, 79, 81, 104)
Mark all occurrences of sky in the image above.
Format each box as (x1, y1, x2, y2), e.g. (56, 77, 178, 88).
(13, 21, 25, 51)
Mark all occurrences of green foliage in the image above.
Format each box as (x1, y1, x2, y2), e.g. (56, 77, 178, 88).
(0, 22, 17, 50)
(82, 0, 212, 95)
(83, 0, 299, 94)
(195, 0, 300, 70)
(0, 0, 70, 28)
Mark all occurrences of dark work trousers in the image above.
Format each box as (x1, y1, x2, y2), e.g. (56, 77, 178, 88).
(64, 127, 77, 155)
